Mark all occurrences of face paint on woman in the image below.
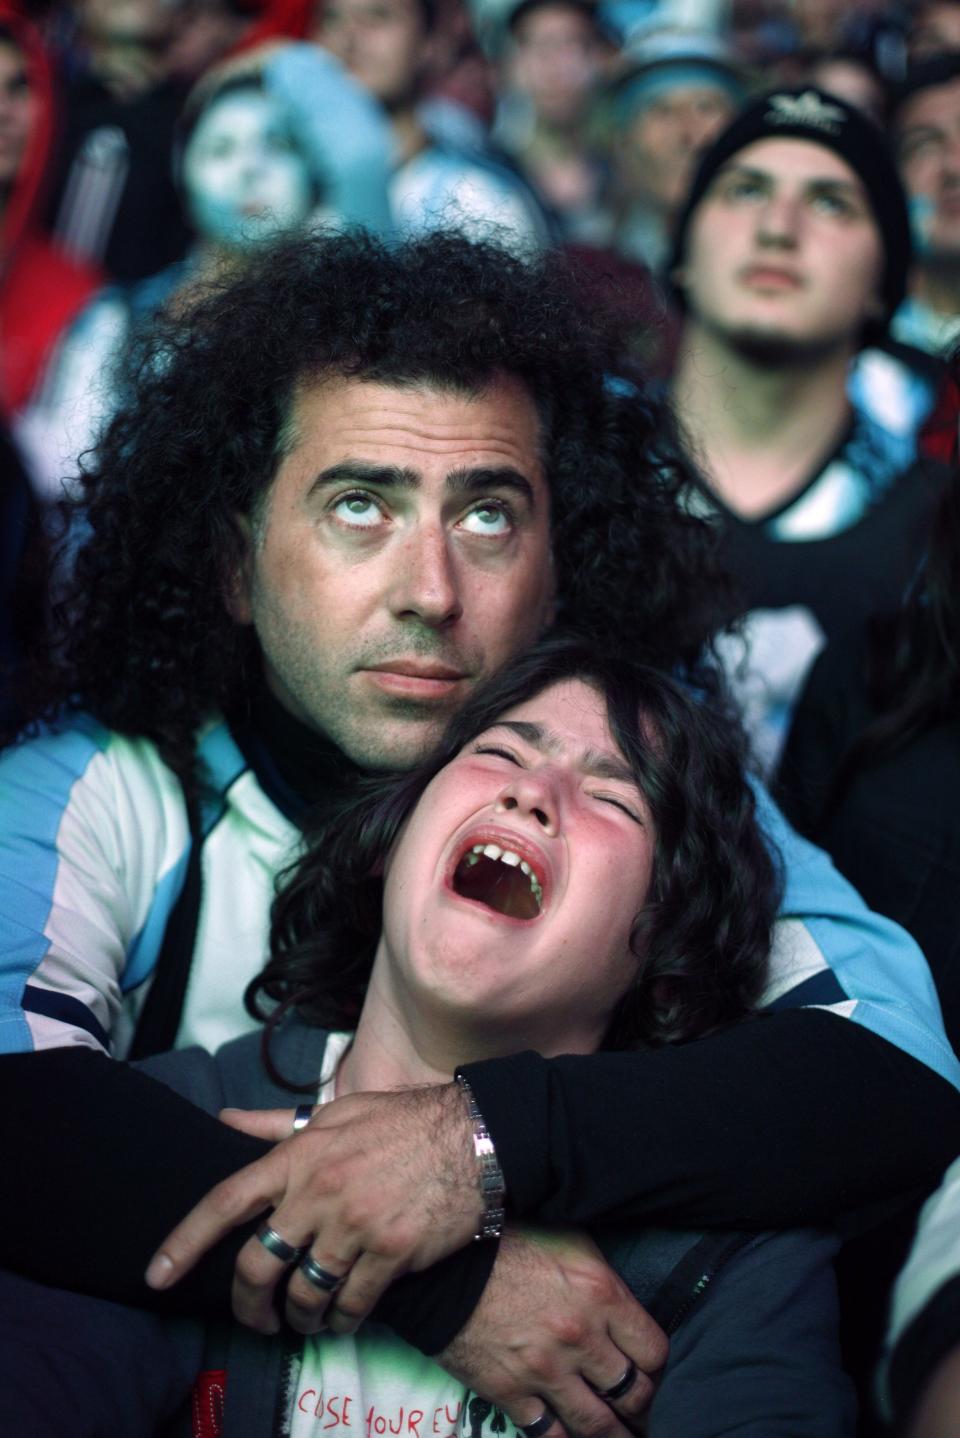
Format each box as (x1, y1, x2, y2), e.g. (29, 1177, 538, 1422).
(182, 89, 314, 251)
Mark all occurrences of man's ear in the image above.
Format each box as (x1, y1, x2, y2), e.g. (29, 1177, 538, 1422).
(223, 512, 255, 625)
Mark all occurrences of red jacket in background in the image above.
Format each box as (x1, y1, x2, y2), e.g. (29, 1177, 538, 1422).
(0, 4, 100, 414)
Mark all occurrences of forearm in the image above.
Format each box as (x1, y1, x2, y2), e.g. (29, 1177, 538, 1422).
(0, 1049, 270, 1312)
(0, 1047, 493, 1351)
(461, 1011, 960, 1229)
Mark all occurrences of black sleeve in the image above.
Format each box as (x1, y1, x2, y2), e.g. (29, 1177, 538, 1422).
(6, 1015, 957, 1354)
(460, 1010, 960, 1230)
(0, 1048, 493, 1353)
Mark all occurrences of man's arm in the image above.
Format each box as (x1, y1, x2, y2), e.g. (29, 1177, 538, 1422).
(0, 720, 188, 1055)
(4, 789, 958, 1336)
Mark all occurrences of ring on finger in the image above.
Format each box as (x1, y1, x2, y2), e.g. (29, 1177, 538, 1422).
(593, 1361, 638, 1402)
(299, 1255, 345, 1293)
(292, 1103, 314, 1134)
(520, 1408, 556, 1438)
(256, 1222, 304, 1266)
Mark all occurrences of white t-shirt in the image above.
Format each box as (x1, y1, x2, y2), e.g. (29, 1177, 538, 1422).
(288, 1034, 521, 1438)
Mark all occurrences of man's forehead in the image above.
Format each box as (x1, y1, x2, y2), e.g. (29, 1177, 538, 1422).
(714, 137, 867, 191)
(898, 77, 960, 133)
(279, 372, 546, 477)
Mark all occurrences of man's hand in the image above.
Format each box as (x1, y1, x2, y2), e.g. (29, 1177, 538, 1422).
(145, 1087, 480, 1333)
(440, 1227, 667, 1438)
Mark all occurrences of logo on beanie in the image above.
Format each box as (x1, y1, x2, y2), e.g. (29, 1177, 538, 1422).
(765, 91, 845, 134)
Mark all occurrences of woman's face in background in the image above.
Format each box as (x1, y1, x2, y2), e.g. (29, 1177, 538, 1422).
(182, 88, 314, 250)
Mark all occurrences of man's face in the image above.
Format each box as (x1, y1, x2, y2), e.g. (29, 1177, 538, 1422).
(182, 89, 314, 250)
(311, 0, 427, 109)
(232, 375, 556, 769)
(508, 4, 602, 129)
(80, 0, 171, 99)
(897, 78, 960, 263)
(0, 41, 34, 190)
(909, 2, 960, 62)
(679, 137, 884, 356)
(619, 83, 735, 217)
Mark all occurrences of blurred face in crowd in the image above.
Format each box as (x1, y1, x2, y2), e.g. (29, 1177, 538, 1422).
(618, 83, 735, 217)
(679, 137, 884, 357)
(313, 0, 429, 110)
(897, 77, 960, 264)
(0, 40, 34, 192)
(182, 87, 314, 251)
(908, 1, 960, 61)
(230, 374, 556, 769)
(507, 2, 604, 129)
(807, 58, 885, 126)
(81, 0, 171, 99)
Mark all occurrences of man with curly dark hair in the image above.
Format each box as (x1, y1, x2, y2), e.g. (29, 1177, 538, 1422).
(0, 229, 958, 1435)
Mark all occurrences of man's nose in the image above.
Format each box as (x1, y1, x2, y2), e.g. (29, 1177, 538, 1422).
(756, 193, 801, 246)
(388, 523, 463, 628)
(494, 771, 559, 836)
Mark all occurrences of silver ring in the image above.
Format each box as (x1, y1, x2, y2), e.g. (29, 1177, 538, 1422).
(595, 1362, 638, 1402)
(292, 1103, 314, 1133)
(256, 1222, 303, 1266)
(299, 1255, 345, 1293)
(520, 1409, 555, 1438)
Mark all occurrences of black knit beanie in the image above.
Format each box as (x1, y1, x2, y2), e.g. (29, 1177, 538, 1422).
(668, 87, 912, 324)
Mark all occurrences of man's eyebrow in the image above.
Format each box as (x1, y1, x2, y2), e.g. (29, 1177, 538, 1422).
(491, 720, 637, 784)
(446, 467, 537, 506)
(309, 462, 537, 505)
(899, 122, 946, 145)
(714, 162, 771, 185)
(715, 164, 865, 195)
(309, 461, 419, 495)
(805, 176, 866, 196)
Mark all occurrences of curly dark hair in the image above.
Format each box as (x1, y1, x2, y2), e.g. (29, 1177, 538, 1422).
(22, 229, 733, 786)
(250, 633, 780, 1071)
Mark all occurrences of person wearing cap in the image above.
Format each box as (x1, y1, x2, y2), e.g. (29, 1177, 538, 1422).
(891, 54, 960, 355)
(603, 27, 744, 270)
(668, 87, 944, 772)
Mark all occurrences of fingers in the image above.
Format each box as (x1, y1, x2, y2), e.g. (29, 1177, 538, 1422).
(145, 1164, 277, 1291)
(219, 1106, 306, 1140)
(503, 1379, 639, 1438)
(584, 1357, 656, 1427)
(283, 1247, 403, 1335)
(608, 1305, 668, 1404)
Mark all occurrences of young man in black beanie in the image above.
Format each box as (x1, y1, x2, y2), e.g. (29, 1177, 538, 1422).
(668, 88, 943, 772)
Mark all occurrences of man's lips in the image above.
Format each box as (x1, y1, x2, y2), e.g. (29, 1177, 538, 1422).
(739, 265, 804, 290)
(361, 661, 469, 698)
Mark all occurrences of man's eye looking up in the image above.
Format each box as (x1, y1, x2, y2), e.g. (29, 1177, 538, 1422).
(334, 494, 382, 527)
(461, 504, 511, 535)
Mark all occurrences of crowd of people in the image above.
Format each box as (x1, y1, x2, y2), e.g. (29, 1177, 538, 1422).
(2, 0, 960, 1434)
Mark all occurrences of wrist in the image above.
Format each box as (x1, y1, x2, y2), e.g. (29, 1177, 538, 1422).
(455, 1073, 506, 1242)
